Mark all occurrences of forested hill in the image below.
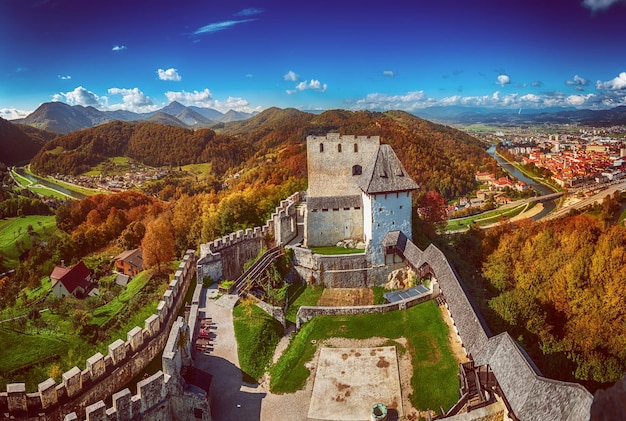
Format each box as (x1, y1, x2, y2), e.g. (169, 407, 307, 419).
(30, 121, 254, 177)
(30, 108, 492, 199)
(220, 108, 492, 198)
(0, 117, 57, 166)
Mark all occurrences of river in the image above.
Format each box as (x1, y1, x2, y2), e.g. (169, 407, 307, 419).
(487, 145, 556, 219)
(14, 167, 85, 200)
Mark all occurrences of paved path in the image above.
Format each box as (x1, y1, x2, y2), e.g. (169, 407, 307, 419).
(193, 292, 311, 421)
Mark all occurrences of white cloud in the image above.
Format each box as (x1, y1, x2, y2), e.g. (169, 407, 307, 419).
(383, 70, 395, 77)
(566, 74, 589, 87)
(165, 89, 260, 113)
(596, 72, 626, 90)
(112, 45, 127, 51)
(531, 81, 543, 87)
(246, 74, 253, 78)
(53, 86, 102, 107)
(58, 75, 71, 80)
(235, 8, 263, 16)
(566, 95, 587, 106)
(295, 79, 328, 92)
(194, 19, 255, 35)
(107, 87, 158, 113)
(286, 89, 296, 95)
(283, 70, 300, 82)
(583, 0, 624, 11)
(158, 68, 182, 81)
(165, 89, 214, 107)
(497, 74, 511, 87)
(351, 86, 626, 112)
(0, 108, 32, 120)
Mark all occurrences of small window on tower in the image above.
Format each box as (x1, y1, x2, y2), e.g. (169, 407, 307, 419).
(354, 143, 358, 152)
(338, 144, 342, 152)
(320, 143, 324, 152)
(352, 165, 362, 176)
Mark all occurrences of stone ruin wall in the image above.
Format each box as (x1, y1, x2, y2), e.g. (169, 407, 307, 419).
(0, 250, 197, 421)
(197, 192, 301, 283)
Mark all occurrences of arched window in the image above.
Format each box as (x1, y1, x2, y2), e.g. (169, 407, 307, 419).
(320, 143, 324, 152)
(338, 144, 342, 152)
(354, 143, 358, 152)
(352, 165, 362, 176)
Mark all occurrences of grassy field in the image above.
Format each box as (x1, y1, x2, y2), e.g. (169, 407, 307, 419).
(446, 203, 528, 231)
(269, 300, 459, 412)
(0, 215, 57, 267)
(285, 284, 324, 324)
(310, 246, 365, 255)
(24, 166, 103, 197)
(90, 270, 152, 327)
(233, 303, 283, 382)
(10, 168, 69, 199)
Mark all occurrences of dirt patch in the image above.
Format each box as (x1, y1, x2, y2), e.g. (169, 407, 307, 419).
(438, 303, 470, 364)
(318, 288, 373, 306)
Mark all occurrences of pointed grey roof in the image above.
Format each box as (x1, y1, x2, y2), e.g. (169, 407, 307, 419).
(357, 144, 418, 194)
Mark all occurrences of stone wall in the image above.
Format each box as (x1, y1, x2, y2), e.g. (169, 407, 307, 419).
(292, 246, 404, 287)
(62, 317, 211, 421)
(197, 192, 301, 283)
(295, 287, 432, 330)
(0, 250, 197, 421)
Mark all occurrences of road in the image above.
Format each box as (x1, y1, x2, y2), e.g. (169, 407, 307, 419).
(543, 180, 626, 221)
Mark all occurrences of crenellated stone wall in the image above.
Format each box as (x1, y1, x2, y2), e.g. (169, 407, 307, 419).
(0, 250, 197, 421)
(197, 191, 301, 283)
(61, 316, 211, 421)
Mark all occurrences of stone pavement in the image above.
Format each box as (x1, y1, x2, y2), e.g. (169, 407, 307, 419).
(192, 292, 311, 421)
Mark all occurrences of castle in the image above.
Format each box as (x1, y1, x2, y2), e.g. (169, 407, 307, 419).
(1, 133, 610, 420)
(304, 134, 418, 265)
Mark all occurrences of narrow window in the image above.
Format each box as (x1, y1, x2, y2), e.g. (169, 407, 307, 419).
(354, 143, 358, 152)
(338, 144, 342, 152)
(320, 143, 324, 152)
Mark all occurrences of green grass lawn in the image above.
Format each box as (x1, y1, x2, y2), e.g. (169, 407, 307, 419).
(310, 246, 365, 255)
(270, 300, 459, 412)
(233, 303, 283, 382)
(0, 326, 72, 374)
(446, 203, 528, 231)
(24, 165, 103, 197)
(0, 215, 56, 267)
(285, 284, 324, 324)
(91, 271, 152, 327)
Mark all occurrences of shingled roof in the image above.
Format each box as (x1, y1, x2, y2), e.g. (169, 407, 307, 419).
(382, 230, 592, 420)
(357, 144, 418, 194)
(474, 332, 593, 421)
(51, 261, 92, 296)
(307, 195, 362, 210)
(115, 248, 144, 270)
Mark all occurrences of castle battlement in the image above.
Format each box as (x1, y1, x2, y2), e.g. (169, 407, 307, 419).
(62, 315, 206, 421)
(0, 250, 197, 420)
(197, 192, 301, 283)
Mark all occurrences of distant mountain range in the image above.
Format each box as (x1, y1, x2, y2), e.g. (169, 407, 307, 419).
(13, 101, 258, 134)
(415, 105, 626, 126)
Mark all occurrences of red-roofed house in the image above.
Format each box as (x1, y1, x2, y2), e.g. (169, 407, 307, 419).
(50, 261, 94, 298)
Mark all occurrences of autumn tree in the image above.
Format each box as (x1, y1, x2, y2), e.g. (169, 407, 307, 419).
(142, 214, 176, 273)
(417, 190, 448, 237)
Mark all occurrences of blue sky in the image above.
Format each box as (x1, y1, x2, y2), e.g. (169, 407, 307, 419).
(2, 0, 626, 119)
